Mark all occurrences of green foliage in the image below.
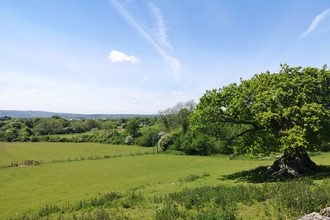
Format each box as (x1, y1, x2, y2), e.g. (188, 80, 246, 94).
(180, 172, 210, 182)
(0, 116, 160, 145)
(10, 121, 22, 129)
(4, 128, 18, 142)
(189, 133, 215, 155)
(169, 131, 217, 155)
(135, 128, 159, 147)
(71, 120, 86, 133)
(0, 116, 12, 121)
(124, 136, 134, 145)
(158, 100, 196, 133)
(7, 178, 330, 220)
(191, 65, 330, 156)
(125, 119, 141, 138)
(158, 133, 172, 151)
(102, 120, 116, 130)
(21, 127, 33, 136)
(33, 117, 69, 135)
(85, 119, 99, 131)
(0, 121, 5, 128)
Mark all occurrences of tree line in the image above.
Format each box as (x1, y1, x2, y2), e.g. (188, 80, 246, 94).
(0, 115, 157, 145)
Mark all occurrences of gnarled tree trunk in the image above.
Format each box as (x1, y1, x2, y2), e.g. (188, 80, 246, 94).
(261, 149, 317, 176)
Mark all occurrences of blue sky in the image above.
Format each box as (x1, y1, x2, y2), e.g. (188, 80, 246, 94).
(1, 1, 330, 114)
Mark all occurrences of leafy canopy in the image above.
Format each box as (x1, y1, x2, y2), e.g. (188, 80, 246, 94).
(191, 64, 330, 156)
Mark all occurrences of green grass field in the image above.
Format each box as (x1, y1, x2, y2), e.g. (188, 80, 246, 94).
(0, 142, 152, 166)
(1, 142, 330, 219)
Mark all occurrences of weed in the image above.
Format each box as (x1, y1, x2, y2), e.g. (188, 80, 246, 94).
(180, 172, 210, 182)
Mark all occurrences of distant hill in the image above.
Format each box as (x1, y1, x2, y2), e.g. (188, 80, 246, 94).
(0, 110, 156, 120)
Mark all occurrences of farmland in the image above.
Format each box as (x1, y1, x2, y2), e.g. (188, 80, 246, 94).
(1, 142, 330, 219)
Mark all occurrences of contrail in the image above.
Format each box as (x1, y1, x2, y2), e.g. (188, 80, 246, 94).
(139, 76, 152, 86)
(109, 0, 181, 79)
(300, 8, 330, 38)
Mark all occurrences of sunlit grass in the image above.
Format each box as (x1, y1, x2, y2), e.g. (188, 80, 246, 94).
(1, 142, 330, 219)
(0, 142, 152, 166)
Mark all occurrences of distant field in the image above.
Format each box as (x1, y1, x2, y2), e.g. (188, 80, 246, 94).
(0, 142, 152, 166)
(1, 142, 329, 219)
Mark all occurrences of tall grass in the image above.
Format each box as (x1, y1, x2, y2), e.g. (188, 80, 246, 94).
(7, 178, 330, 220)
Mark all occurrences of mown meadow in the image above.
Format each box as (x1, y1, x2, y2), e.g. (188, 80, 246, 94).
(1, 142, 330, 219)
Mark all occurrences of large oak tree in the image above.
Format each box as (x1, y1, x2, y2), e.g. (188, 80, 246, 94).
(191, 64, 330, 176)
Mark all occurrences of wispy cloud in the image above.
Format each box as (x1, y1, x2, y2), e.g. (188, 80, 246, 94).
(31, 89, 40, 93)
(109, 0, 181, 79)
(300, 8, 330, 38)
(139, 76, 152, 86)
(148, 3, 173, 50)
(108, 50, 139, 63)
(171, 91, 185, 95)
(156, 91, 187, 99)
(124, 97, 157, 106)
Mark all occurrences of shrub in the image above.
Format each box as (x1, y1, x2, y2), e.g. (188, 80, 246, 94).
(135, 128, 159, 147)
(124, 136, 134, 145)
(193, 134, 215, 155)
(30, 136, 40, 142)
(158, 134, 172, 151)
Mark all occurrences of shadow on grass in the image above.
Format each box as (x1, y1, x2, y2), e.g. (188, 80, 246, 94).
(219, 165, 330, 183)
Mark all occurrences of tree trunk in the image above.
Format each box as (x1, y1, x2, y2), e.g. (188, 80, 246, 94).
(261, 149, 317, 176)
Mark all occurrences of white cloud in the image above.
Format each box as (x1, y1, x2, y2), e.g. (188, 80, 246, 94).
(108, 50, 140, 63)
(300, 8, 330, 38)
(31, 89, 40, 93)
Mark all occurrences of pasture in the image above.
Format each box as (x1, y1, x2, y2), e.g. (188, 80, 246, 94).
(1, 142, 330, 219)
(0, 142, 151, 166)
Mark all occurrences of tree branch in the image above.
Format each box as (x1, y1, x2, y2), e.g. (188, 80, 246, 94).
(219, 125, 265, 141)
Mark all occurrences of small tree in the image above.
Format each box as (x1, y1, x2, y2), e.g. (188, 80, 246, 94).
(188, 134, 215, 156)
(4, 128, 18, 142)
(85, 119, 99, 131)
(158, 100, 196, 133)
(102, 120, 116, 131)
(125, 119, 141, 138)
(135, 128, 159, 147)
(19, 127, 33, 142)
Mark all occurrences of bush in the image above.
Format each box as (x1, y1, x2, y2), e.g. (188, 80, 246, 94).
(158, 134, 172, 151)
(191, 134, 215, 155)
(124, 136, 134, 145)
(135, 128, 159, 147)
(215, 140, 234, 155)
(30, 136, 40, 142)
(180, 133, 215, 156)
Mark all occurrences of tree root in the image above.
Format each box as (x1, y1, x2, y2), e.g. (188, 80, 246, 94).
(260, 151, 317, 176)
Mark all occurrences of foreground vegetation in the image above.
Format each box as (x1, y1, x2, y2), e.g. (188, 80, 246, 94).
(1, 142, 330, 219)
(7, 178, 330, 220)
